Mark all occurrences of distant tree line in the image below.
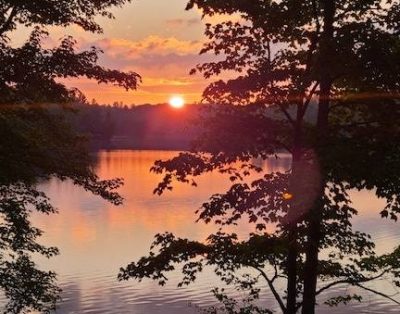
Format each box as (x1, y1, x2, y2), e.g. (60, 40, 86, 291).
(67, 100, 319, 151)
(67, 101, 200, 150)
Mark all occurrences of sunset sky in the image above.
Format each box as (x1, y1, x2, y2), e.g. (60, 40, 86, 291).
(36, 0, 223, 105)
(83, 0, 208, 104)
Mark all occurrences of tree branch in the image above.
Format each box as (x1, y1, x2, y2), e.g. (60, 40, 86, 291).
(301, 82, 319, 117)
(311, 0, 321, 31)
(0, 6, 18, 35)
(315, 279, 350, 296)
(273, 140, 293, 154)
(355, 283, 400, 305)
(254, 266, 287, 313)
(278, 103, 297, 128)
(293, 269, 396, 311)
(0, 4, 12, 16)
(316, 269, 392, 297)
(300, 0, 320, 89)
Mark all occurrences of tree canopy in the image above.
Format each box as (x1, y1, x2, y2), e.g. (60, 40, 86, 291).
(0, 1, 139, 312)
(120, 1, 400, 314)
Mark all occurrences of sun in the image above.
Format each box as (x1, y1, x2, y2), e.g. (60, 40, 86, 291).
(169, 96, 185, 109)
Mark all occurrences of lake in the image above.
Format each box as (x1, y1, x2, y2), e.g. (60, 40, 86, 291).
(23, 151, 400, 313)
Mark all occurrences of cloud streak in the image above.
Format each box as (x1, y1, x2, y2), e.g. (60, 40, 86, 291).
(67, 35, 212, 104)
(96, 35, 204, 59)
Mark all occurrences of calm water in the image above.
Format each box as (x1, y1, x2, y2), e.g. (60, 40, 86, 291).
(20, 151, 400, 313)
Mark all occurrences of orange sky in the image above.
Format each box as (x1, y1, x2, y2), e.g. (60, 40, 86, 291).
(16, 0, 228, 105)
(76, 0, 209, 104)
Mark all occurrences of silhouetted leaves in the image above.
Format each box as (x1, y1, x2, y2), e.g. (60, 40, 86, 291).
(123, 0, 400, 313)
(0, 0, 138, 312)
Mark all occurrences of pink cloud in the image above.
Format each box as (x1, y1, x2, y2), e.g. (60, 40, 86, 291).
(95, 36, 204, 59)
(60, 35, 214, 104)
(59, 33, 229, 104)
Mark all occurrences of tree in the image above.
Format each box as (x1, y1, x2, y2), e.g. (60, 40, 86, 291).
(119, 1, 400, 313)
(0, 1, 139, 312)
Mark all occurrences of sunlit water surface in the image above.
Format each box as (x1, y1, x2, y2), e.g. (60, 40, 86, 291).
(12, 151, 400, 313)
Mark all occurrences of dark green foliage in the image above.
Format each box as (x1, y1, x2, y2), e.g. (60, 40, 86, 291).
(0, 0, 132, 34)
(202, 287, 273, 314)
(0, 255, 60, 314)
(120, 1, 400, 313)
(0, 27, 139, 104)
(0, 0, 138, 312)
(0, 183, 61, 314)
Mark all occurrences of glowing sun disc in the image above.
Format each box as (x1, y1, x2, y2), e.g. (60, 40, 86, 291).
(169, 96, 185, 109)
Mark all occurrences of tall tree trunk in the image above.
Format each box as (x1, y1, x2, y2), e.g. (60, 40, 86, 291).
(301, 198, 323, 314)
(302, 79, 332, 314)
(286, 161, 301, 314)
(286, 231, 298, 314)
(302, 1, 335, 313)
(286, 112, 304, 314)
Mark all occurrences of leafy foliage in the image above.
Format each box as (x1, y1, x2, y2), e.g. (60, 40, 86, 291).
(121, 1, 400, 313)
(0, 27, 139, 104)
(0, 0, 139, 312)
(0, 0, 132, 34)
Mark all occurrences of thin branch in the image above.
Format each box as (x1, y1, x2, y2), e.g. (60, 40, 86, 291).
(0, 6, 18, 35)
(295, 270, 396, 312)
(267, 40, 272, 64)
(316, 269, 391, 296)
(0, 4, 12, 16)
(301, 82, 319, 117)
(355, 283, 400, 305)
(311, 0, 321, 31)
(278, 103, 296, 128)
(264, 47, 296, 130)
(273, 140, 293, 155)
(254, 266, 287, 313)
(304, 33, 319, 79)
(271, 260, 279, 282)
(315, 279, 350, 296)
(300, 0, 320, 90)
